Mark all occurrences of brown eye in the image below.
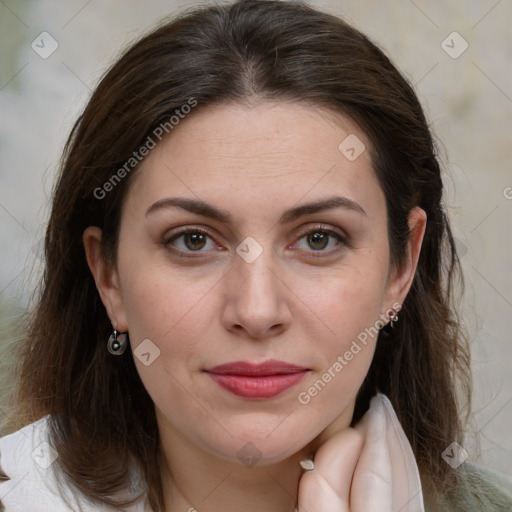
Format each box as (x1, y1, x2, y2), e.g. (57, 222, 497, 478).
(165, 228, 216, 254)
(307, 231, 329, 250)
(294, 227, 345, 254)
(183, 232, 207, 251)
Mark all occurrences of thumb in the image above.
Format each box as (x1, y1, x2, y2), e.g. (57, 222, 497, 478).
(298, 427, 364, 512)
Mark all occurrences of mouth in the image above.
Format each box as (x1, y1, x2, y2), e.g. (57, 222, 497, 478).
(204, 360, 310, 399)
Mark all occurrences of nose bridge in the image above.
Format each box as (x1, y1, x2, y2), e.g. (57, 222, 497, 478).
(233, 236, 279, 303)
(221, 234, 291, 336)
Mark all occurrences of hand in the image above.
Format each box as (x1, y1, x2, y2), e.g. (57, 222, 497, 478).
(296, 395, 425, 512)
(297, 426, 365, 512)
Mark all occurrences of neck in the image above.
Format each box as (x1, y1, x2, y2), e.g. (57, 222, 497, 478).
(157, 400, 356, 511)
(159, 427, 314, 512)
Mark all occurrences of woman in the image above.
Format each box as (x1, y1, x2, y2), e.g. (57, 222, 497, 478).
(1, 0, 511, 510)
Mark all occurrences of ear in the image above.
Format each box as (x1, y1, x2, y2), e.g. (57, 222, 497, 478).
(82, 227, 128, 331)
(384, 206, 427, 312)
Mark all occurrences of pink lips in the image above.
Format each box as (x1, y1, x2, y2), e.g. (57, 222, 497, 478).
(205, 360, 309, 399)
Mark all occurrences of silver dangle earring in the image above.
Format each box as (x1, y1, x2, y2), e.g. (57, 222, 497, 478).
(107, 328, 128, 355)
(389, 312, 399, 329)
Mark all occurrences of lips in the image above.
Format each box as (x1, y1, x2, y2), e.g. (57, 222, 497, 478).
(204, 360, 309, 399)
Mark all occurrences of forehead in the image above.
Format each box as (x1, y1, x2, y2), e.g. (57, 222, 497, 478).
(125, 101, 384, 222)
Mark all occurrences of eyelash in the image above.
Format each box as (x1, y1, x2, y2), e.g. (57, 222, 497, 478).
(163, 224, 347, 259)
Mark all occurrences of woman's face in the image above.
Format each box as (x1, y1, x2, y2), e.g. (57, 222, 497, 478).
(88, 102, 423, 465)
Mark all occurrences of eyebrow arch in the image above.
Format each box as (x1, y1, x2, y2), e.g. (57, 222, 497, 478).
(145, 196, 366, 223)
(279, 196, 366, 223)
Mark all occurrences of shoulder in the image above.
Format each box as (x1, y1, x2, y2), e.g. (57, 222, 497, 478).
(425, 461, 512, 512)
(0, 417, 145, 512)
(0, 416, 90, 511)
(462, 462, 512, 509)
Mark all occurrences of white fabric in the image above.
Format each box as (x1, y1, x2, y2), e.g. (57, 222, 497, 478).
(0, 392, 424, 511)
(0, 417, 145, 512)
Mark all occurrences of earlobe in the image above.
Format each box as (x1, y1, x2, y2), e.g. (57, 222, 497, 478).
(386, 207, 427, 309)
(82, 227, 128, 331)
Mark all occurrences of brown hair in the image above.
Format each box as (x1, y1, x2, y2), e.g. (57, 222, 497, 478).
(2, 0, 471, 510)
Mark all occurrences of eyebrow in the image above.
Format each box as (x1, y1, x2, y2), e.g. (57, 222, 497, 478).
(145, 195, 366, 223)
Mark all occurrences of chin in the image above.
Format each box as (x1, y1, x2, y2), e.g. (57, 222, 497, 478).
(198, 422, 314, 467)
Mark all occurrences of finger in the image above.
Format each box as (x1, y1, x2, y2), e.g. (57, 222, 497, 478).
(298, 469, 350, 512)
(314, 427, 364, 499)
(298, 427, 364, 512)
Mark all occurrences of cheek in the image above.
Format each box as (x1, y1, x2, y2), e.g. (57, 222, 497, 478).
(119, 258, 216, 347)
(122, 267, 214, 430)
(294, 274, 384, 433)
(304, 262, 388, 343)
(297, 259, 387, 392)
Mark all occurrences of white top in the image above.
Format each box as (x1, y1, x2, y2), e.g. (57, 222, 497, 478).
(0, 416, 146, 512)
(0, 393, 425, 511)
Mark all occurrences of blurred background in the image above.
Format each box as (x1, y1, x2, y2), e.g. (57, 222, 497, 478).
(0, 0, 511, 476)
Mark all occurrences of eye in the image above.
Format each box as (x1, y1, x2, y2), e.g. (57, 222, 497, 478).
(164, 228, 218, 254)
(163, 225, 346, 258)
(294, 226, 345, 253)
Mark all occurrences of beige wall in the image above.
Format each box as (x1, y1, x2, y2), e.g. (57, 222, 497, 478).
(0, 0, 511, 475)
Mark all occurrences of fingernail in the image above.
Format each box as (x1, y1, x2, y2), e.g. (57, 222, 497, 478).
(299, 459, 315, 471)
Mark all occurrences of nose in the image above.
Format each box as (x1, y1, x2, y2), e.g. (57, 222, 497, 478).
(220, 248, 292, 340)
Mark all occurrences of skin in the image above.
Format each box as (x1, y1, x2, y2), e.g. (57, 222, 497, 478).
(84, 101, 426, 511)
